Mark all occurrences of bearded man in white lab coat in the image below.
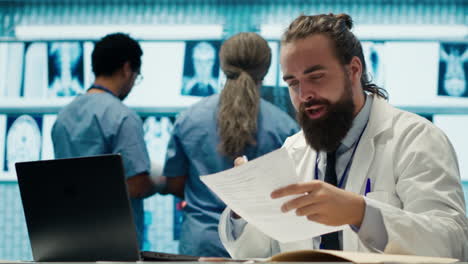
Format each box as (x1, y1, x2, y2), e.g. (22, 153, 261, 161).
(218, 13, 468, 261)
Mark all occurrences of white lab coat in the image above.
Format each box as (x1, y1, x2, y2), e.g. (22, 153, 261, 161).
(219, 95, 468, 260)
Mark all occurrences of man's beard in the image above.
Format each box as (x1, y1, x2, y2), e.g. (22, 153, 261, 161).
(297, 78, 355, 152)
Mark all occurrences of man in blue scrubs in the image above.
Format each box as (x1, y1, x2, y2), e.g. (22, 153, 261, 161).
(51, 33, 154, 247)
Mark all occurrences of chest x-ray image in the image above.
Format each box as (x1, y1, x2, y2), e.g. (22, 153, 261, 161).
(181, 41, 221, 97)
(4, 115, 42, 173)
(48, 42, 84, 97)
(362, 42, 386, 88)
(0, 43, 25, 99)
(23, 42, 48, 98)
(438, 43, 468, 98)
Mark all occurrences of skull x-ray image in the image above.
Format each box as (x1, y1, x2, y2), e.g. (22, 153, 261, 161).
(438, 43, 468, 98)
(181, 41, 221, 97)
(48, 42, 84, 97)
(362, 42, 386, 88)
(4, 115, 42, 172)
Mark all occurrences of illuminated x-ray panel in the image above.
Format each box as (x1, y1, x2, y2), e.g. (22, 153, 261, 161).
(433, 115, 468, 181)
(142, 116, 180, 253)
(143, 116, 173, 163)
(181, 40, 221, 97)
(41, 115, 57, 161)
(0, 43, 24, 99)
(0, 115, 5, 178)
(277, 53, 287, 88)
(438, 43, 468, 98)
(125, 42, 201, 108)
(3, 115, 42, 178)
(143, 194, 179, 253)
(0, 114, 55, 179)
(262, 41, 279, 87)
(362, 41, 386, 88)
(23, 43, 48, 98)
(386, 41, 468, 108)
(47, 42, 85, 98)
(83, 42, 95, 91)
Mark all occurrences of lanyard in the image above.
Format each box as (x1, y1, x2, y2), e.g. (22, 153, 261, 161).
(88, 84, 117, 98)
(314, 123, 368, 189)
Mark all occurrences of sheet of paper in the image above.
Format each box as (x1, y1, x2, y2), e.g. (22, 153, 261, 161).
(268, 249, 458, 264)
(201, 148, 344, 243)
(326, 250, 458, 264)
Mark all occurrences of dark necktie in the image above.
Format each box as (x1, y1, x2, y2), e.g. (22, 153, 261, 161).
(320, 151, 341, 250)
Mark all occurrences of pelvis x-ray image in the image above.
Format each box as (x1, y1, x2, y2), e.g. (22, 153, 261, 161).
(362, 42, 385, 88)
(181, 41, 221, 97)
(4, 115, 42, 172)
(48, 42, 84, 97)
(438, 43, 468, 98)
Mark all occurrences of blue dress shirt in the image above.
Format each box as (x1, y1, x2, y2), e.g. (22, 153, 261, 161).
(163, 94, 299, 257)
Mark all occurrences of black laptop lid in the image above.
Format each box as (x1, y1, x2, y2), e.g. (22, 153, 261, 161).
(15, 154, 140, 262)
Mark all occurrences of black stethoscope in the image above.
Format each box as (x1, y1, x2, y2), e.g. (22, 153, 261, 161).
(314, 123, 368, 189)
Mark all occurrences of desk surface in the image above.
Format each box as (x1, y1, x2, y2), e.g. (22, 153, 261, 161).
(1, 262, 353, 264)
(0, 260, 351, 264)
(2, 262, 468, 264)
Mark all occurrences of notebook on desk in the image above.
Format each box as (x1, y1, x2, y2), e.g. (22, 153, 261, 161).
(15, 154, 199, 262)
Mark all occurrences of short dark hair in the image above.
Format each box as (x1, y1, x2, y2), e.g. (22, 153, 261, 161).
(283, 13, 388, 99)
(92, 33, 143, 77)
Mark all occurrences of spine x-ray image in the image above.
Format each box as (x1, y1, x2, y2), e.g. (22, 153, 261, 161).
(48, 42, 85, 97)
(438, 43, 468, 98)
(143, 116, 174, 163)
(4, 115, 42, 173)
(181, 41, 221, 97)
(142, 116, 181, 253)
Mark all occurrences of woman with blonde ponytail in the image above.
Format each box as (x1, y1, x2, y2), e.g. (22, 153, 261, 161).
(158, 32, 298, 257)
(218, 32, 271, 158)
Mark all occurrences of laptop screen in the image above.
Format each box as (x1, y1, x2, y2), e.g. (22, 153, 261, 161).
(15, 154, 140, 261)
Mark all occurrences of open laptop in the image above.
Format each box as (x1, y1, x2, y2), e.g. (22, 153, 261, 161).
(15, 154, 199, 262)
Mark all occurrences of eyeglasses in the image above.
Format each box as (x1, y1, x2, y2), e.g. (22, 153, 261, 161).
(135, 73, 144, 86)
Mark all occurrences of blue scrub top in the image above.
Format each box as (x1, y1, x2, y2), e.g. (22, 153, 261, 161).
(163, 94, 299, 257)
(51, 92, 150, 248)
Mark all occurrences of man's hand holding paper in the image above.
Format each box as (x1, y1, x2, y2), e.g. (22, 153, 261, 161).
(271, 180, 365, 228)
(200, 148, 344, 243)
